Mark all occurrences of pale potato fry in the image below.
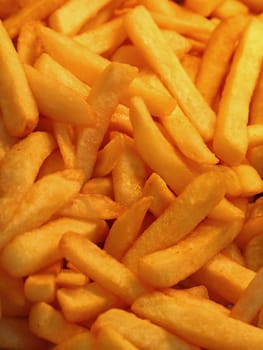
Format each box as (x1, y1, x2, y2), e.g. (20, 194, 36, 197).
(74, 17, 126, 55)
(244, 233, 263, 271)
(193, 253, 255, 303)
(0, 217, 108, 277)
(57, 282, 125, 323)
(56, 270, 88, 288)
(0, 131, 56, 230)
(29, 302, 85, 344)
(0, 169, 84, 250)
(0, 317, 48, 350)
(230, 267, 263, 323)
(132, 291, 263, 350)
(184, 0, 224, 16)
(104, 196, 152, 260)
(24, 274, 56, 303)
(25, 64, 97, 127)
(248, 124, 263, 147)
(60, 232, 148, 304)
(0, 20, 38, 136)
(139, 219, 242, 288)
(82, 177, 113, 197)
(213, 18, 263, 165)
(125, 6, 216, 141)
(51, 332, 95, 350)
(17, 21, 42, 65)
(142, 173, 176, 217)
(213, 0, 249, 19)
(3, 0, 67, 39)
(93, 134, 124, 177)
(122, 171, 225, 274)
(129, 97, 194, 194)
(35, 53, 90, 98)
(96, 327, 140, 350)
(49, 0, 112, 36)
(196, 15, 249, 107)
(112, 134, 149, 206)
(92, 308, 198, 350)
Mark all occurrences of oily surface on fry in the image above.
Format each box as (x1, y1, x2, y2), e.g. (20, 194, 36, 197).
(0, 1, 263, 350)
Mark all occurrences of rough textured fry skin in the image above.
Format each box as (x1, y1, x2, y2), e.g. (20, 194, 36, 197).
(122, 171, 225, 274)
(0, 20, 38, 137)
(51, 332, 95, 350)
(132, 291, 263, 350)
(96, 327, 141, 350)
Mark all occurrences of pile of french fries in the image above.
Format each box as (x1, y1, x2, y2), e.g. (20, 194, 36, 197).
(1, 0, 263, 349)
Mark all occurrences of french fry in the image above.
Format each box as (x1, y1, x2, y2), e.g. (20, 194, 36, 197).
(56, 270, 88, 288)
(196, 15, 248, 107)
(0, 217, 108, 277)
(37, 24, 175, 117)
(244, 233, 263, 271)
(213, 18, 263, 165)
(230, 267, 263, 323)
(104, 196, 152, 260)
(93, 134, 124, 177)
(57, 282, 125, 323)
(132, 291, 263, 350)
(0, 20, 38, 137)
(24, 274, 56, 303)
(129, 97, 194, 194)
(59, 194, 125, 220)
(25, 65, 96, 127)
(0, 317, 48, 350)
(239, 0, 263, 12)
(139, 219, 242, 288)
(213, 0, 249, 19)
(193, 253, 255, 303)
(122, 171, 225, 274)
(51, 332, 95, 350)
(232, 164, 263, 196)
(237, 216, 263, 247)
(49, 0, 112, 36)
(60, 232, 148, 304)
(184, 0, 224, 17)
(29, 302, 85, 344)
(74, 17, 126, 55)
(37, 150, 65, 178)
(0, 169, 84, 250)
(109, 104, 133, 136)
(112, 44, 147, 69)
(161, 106, 218, 165)
(53, 122, 75, 169)
(142, 173, 176, 217)
(125, 6, 216, 141)
(180, 54, 201, 82)
(0, 0, 19, 19)
(248, 124, 263, 147)
(249, 63, 263, 124)
(17, 21, 42, 65)
(0, 131, 56, 230)
(161, 29, 192, 57)
(247, 145, 263, 178)
(96, 327, 140, 350)
(112, 134, 149, 206)
(163, 286, 210, 300)
(208, 197, 245, 221)
(0, 118, 17, 163)
(82, 177, 113, 197)
(92, 308, 198, 350)
(222, 242, 246, 266)
(35, 53, 90, 98)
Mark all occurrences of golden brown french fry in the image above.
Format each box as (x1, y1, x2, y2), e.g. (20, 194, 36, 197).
(51, 332, 95, 350)
(248, 124, 263, 147)
(82, 177, 113, 197)
(109, 104, 133, 136)
(230, 267, 263, 323)
(59, 194, 125, 220)
(56, 270, 88, 288)
(37, 150, 65, 179)
(96, 327, 140, 350)
(3, 0, 67, 39)
(17, 21, 42, 65)
(142, 173, 176, 217)
(125, 6, 216, 141)
(29, 302, 85, 344)
(249, 63, 263, 124)
(37, 24, 175, 117)
(213, 0, 249, 19)
(74, 17, 126, 55)
(184, 0, 224, 16)
(213, 18, 263, 165)
(112, 44, 147, 69)
(122, 171, 225, 274)
(129, 97, 194, 194)
(193, 253, 255, 303)
(161, 29, 192, 57)
(53, 122, 75, 169)
(208, 197, 245, 221)
(163, 286, 210, 300)
(0, 117, 17, 162)
(161, 106, 218, 165)
(49, 0, 112, 36)
(139, 219, 242, 288)
(57, 282, 125, 323)
(232, 164, 263, 196)
(0, 0, 19, 19)
(35, 53, 90, 98)
(222, 242, 245, 266)
(0, 20, 38, 137)
(0, 217, 108, 277)
(112, 134, 149, 206)
(247, 145, 263, 178)
(60, 232, 148, 304)
(244, 233, 263, 271)
(24, 274, 56, 303)
(236, 216, 263, 247)
(0, 317, 48, 350)
(238, 0, 263, 12)
(0, 131, 56, 230)
(196, 15, 248, 107)
(92, 308, 199, 350)
(0, 169, 84, 250)
(25, 64, 96, 127)
(104, 196, 152, 260)
(132, 291, 263, 350)
(180, 54, 201, 82)
(75, 62, 137, 180)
